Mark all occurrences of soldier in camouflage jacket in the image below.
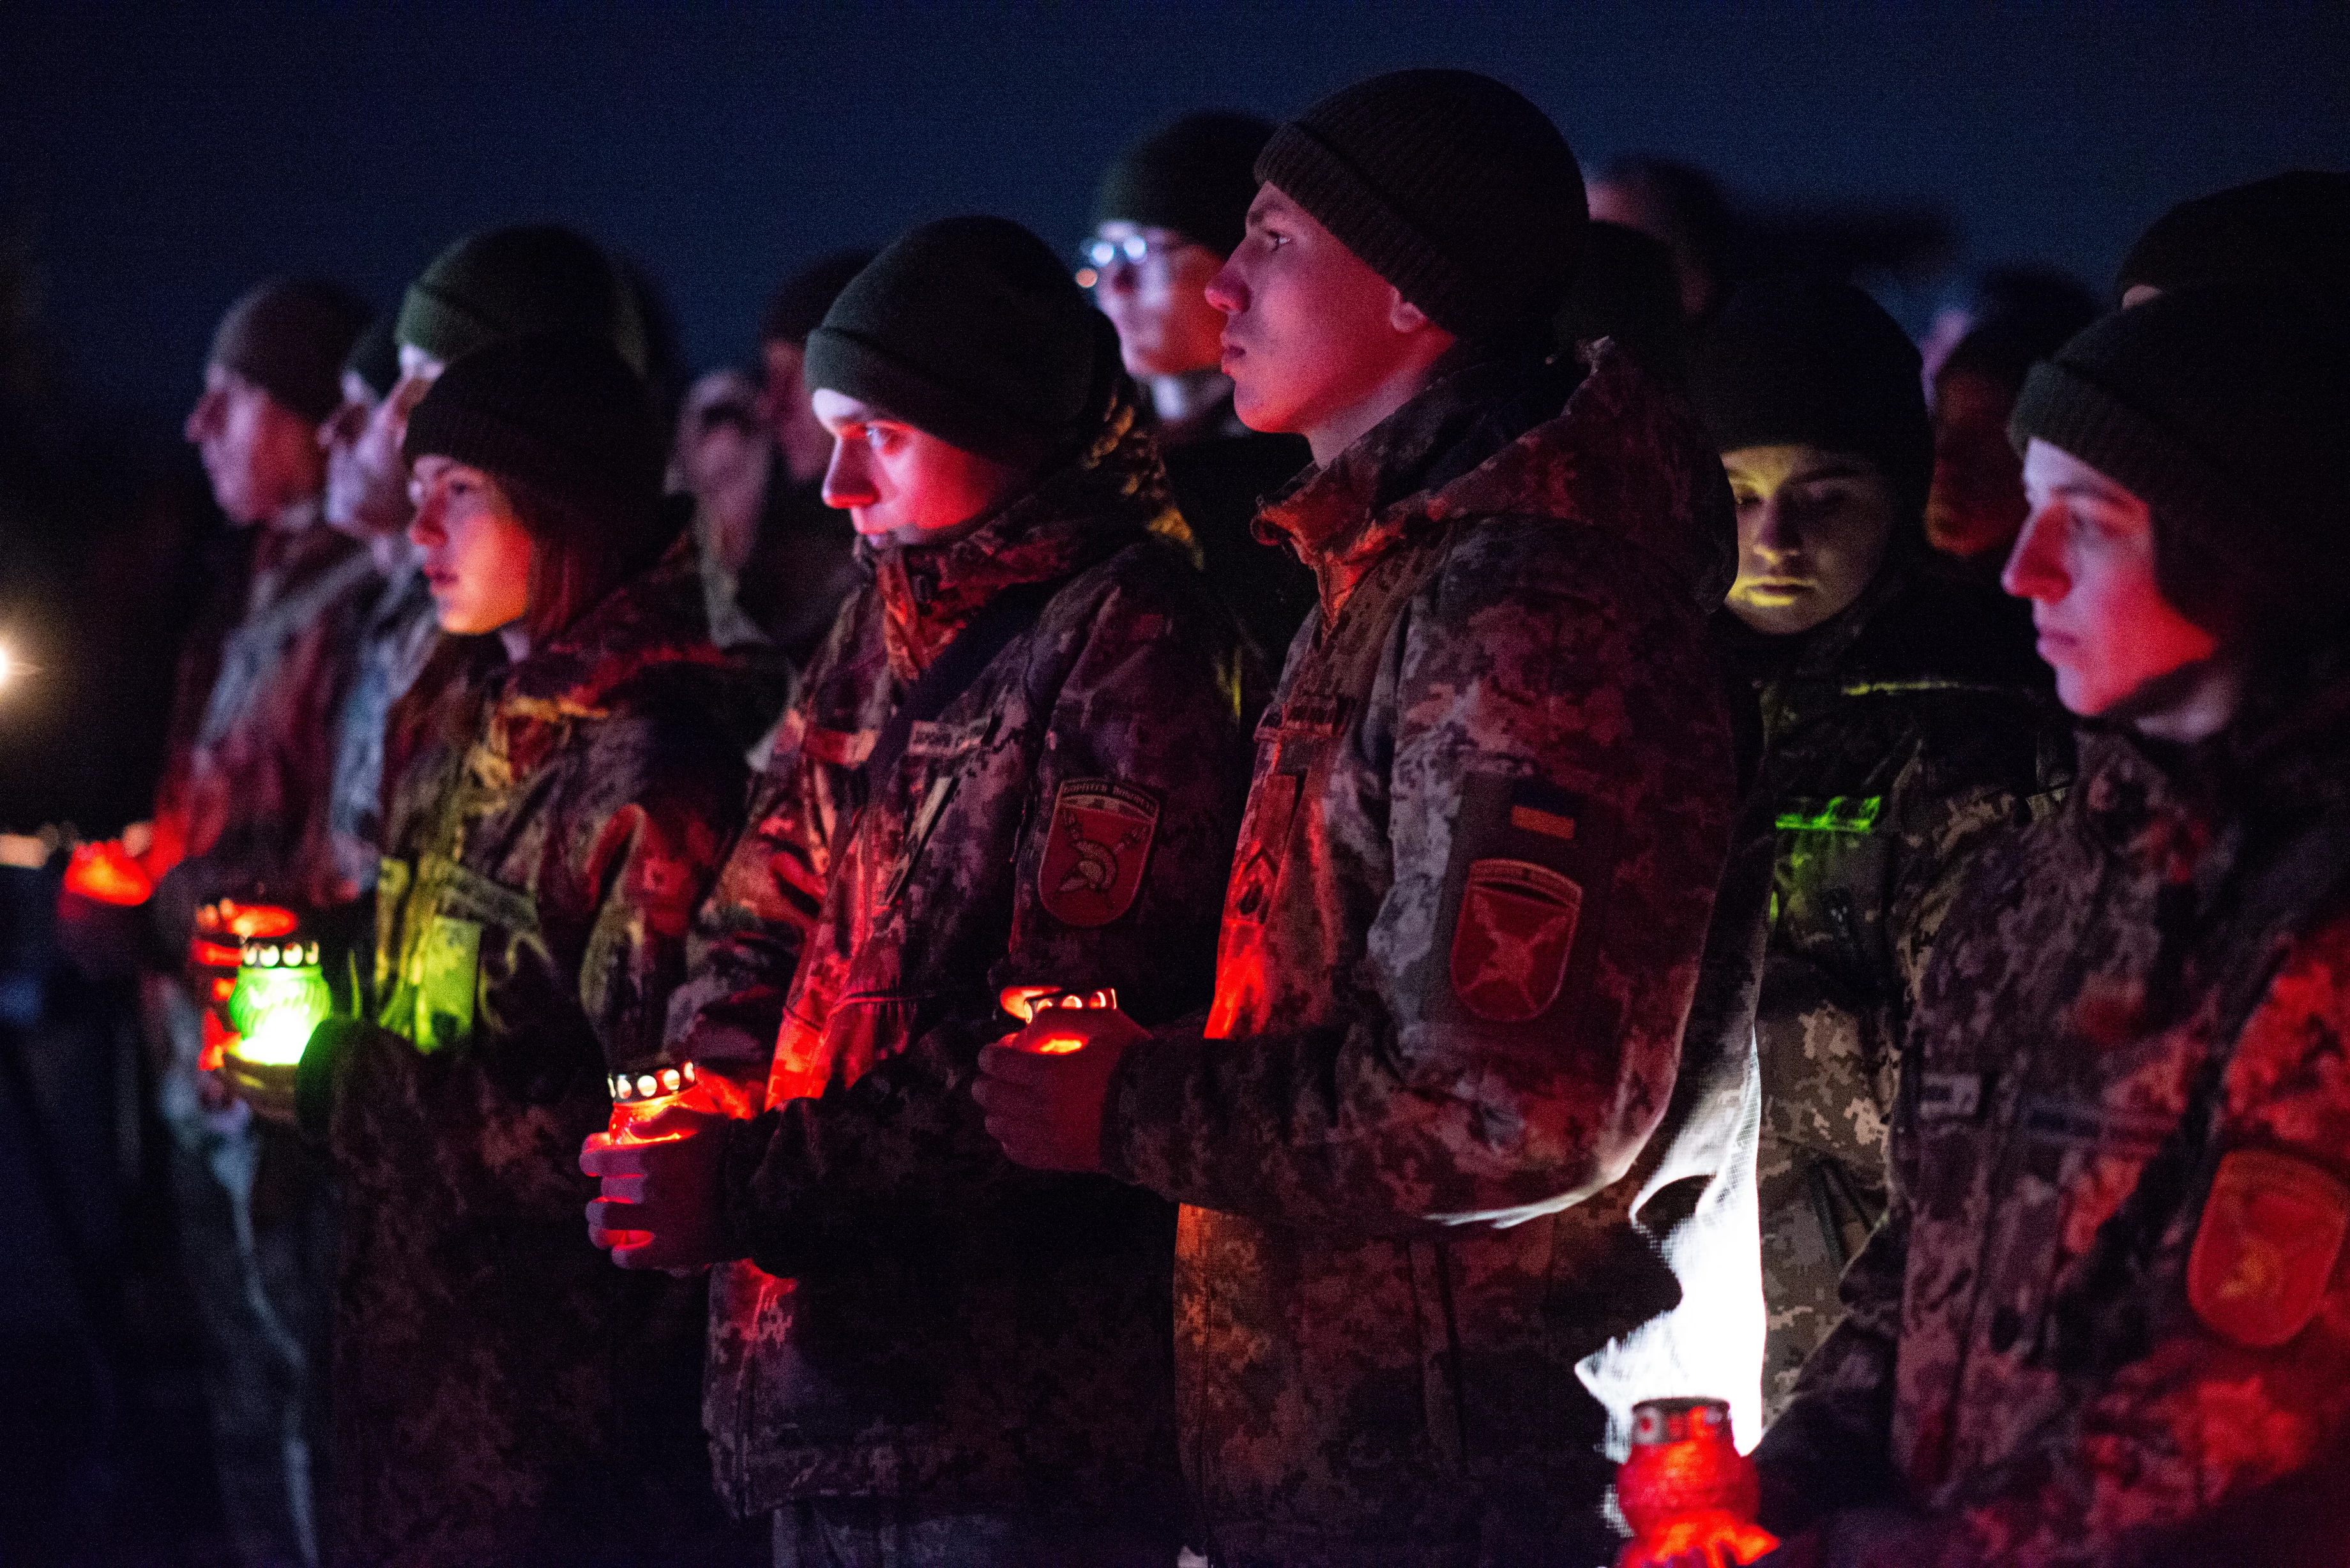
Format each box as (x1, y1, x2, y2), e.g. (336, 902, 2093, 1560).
(589, 219, 1253, 1563)
(1752, 290, 2350, 1566)
(983, 74, 1751, 1566)
(1689, 279, 2073, 1417)
(322, 341, 762, 1567)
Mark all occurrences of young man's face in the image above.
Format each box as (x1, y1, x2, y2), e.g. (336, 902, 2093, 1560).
(406, 454, 534, 635)
(2005, 439, 2220, 719)
(1924, 368, 2028, 561)
(1206, 184, 1444, 449)
(319, 370, 415, 541)
(1722, 444, 1900, 636)
(810, 388, 1031, 550)
(184, 363, 327, 526)
(1090, 222, 1227, 381)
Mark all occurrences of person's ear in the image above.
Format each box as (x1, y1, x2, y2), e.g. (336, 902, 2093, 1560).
(1386, 289, 1433, 336)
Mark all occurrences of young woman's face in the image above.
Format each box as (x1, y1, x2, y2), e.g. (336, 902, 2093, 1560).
(1722, 444, 1900, 636)
(2005, 439, 2222, 722)
(407, 455, 534, 635)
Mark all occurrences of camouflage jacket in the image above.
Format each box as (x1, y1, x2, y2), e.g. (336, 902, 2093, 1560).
(1720, 562, 2070, 1416)
(155, 511, 379, 935)
(326, 537, 759, 1567)
(312, 558, 440, 907)
(669, 394, 1254, 1524)
(1756, 678, 2350, 1566)
(1100, 345, 1745, 1567)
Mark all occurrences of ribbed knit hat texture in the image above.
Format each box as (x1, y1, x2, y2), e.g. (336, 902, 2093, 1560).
(2010, 286, 2350, 637)
(803, 216, 1120, 465)
(208, 277, 371, 423)
(2116, 171, 2350, 310)
(1255, 69, 1586, 342)
(1690, 276, 1933, 518)
(342, 317, 401, 402)
(1095, 111, 1275, 259)
(761, 251, 877, 347)
(402, 334, 665, 532)
(397, 225, 650, 374)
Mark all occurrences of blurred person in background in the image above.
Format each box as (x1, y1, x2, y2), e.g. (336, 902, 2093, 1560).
(1588, 153, 1739, 324)
(1091, 111, 1314, 670)
(1689, 276, 2070, 1424)
(159, 275, 372, 1568)
(2115, 169, 2349, 312)
(724, 252, 874, 672)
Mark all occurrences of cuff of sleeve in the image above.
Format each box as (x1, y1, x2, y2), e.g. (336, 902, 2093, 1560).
(715, 1107, 782, 1265)
(1099, 1014, 1208, 1193)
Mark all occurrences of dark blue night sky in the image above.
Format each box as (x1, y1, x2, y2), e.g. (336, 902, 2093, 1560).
(5, 3, 2347, 423)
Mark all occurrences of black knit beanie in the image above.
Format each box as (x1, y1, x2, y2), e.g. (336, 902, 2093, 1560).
(803, 216, 1121, 465)
(208, 278, 371, 423)
(2116, 171, 2350, 310)
(342, 316, 400, 402)
(397, 225, 649, 374)
(1095, 111, 1275, 259)
(1255, 70, 1585, 343)
(761, 251, 878, 348)
(2009, 287, 2350, 641)
(401, 334, 665, 534)
(1690, 276, 1933, 518)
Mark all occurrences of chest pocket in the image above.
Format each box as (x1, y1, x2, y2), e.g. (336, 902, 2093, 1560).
(377, 853, 538, 1055)
(1225, 696, 1344, 927)
(1772, 794, 1893, 988)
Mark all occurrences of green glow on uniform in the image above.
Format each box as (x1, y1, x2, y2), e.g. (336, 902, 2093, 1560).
(1773, 795, 1883, 834)
(226, 960, 333, 1067)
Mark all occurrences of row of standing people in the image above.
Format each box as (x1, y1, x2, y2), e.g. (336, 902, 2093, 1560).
(87, 63, 2350, 1568)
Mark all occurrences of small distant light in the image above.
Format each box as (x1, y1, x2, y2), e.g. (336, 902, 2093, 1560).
(0, 644, 13, 688)
(1074, 266, 1100, 290)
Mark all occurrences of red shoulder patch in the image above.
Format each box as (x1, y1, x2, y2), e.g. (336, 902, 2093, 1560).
(1038, 780, 1160, 928)
(1449, 857, 1583, 1023)
(2188, 1147, 2350, 1348)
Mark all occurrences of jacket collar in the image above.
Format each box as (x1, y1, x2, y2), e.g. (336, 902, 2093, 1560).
(1257, 341, 1735, 623)
(861, 387, 1183, 681)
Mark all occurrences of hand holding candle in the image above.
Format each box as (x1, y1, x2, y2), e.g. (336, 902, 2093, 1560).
(973, 984, 1145, 1172)
(580, 1092, 735, 1272)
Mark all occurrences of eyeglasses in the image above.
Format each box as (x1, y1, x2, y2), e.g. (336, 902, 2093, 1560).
(1075, 233, 1199, 288)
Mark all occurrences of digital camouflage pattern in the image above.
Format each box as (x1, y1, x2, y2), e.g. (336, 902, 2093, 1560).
(1099, 344, 1749, 1567)
(1718, 562, 2070, 1418)
(326, 536, 766, 1568)
(669, 388, 1254, 1530)
(1757, 677, 2350, 1567)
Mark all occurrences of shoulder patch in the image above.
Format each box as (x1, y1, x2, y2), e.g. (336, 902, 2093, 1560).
(1450, 858, 1583, 1023)
(1039, 780, 1160, 928)
(1432, 773, 1616, 1033)
(2188, 1147, 2350, 1348)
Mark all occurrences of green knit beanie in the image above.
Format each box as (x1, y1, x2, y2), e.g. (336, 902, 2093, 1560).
(397, 225, 649, 374)
(1256, 69, 1586, 343)
(208, 277, 371, 423)
(1094, 111, 1275, 259)
(401, 333, 665, 536)
(2010, 286, 2350, 640)
(803, 216, 1121, 465)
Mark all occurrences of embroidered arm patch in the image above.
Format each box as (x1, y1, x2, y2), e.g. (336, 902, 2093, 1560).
(1431, 773, 1616, 1033)
(1038, 779, 1161, 928)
